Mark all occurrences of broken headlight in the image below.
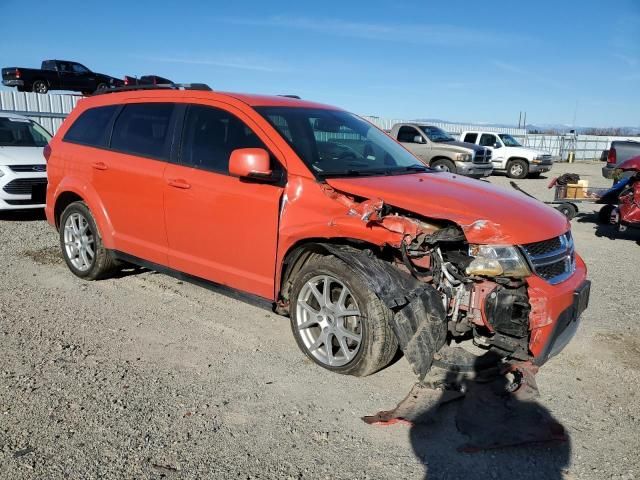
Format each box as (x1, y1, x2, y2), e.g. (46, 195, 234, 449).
(466, 245, 531, 278)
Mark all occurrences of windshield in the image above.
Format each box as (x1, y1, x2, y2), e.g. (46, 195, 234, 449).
(499, 134, 522, 147)
(0, 117, 51, 147)
(419, 126, 454, 143)
(257, 107, 429, 178)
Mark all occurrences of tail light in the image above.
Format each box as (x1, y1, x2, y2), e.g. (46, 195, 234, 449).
(607, 148, 617, 165)
(43, 144, 52, 162)
(15, 68, 21, 79)
(124, 77, 129, 86)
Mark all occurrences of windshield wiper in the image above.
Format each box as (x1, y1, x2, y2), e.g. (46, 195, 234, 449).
(401, 165, 430, 172)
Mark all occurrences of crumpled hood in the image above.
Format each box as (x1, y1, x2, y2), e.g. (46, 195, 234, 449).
(326, 172, 569, 245)
(0, 146, 45, 165)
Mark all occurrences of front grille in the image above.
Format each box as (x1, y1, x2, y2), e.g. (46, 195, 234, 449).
(2, 177, 48, 195)
(538, 155, 553, 165)
(8, 164, 47, 173)
(473, 149, 492, 164)
(521, 232, 575, 284)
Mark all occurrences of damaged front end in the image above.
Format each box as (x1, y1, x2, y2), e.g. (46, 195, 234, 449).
(307, 187, 544, 379)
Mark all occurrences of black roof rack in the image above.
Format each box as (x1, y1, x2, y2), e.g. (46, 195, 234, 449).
(94, 83, 212, 95)
(278, 94, 301, 99)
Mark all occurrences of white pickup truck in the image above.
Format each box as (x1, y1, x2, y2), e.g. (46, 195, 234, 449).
(460, 131, 553, 179)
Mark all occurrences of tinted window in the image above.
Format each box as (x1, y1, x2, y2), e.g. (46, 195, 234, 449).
(181, 105, 266, 174)
(479, 134, 497, 147)
(464, 133, 478, 143)
(63, 105, 118, 147)
(397, 126, 421, 143)
(71, 63, 89, 74)
(0, 117, 51, 147)
(111, 103, 174, 160)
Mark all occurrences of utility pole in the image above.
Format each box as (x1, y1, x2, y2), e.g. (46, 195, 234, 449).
(518, 111, 522, 129)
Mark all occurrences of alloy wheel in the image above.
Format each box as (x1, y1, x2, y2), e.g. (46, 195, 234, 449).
(295, 275, 362, 367)
(63, 212, 95, 272)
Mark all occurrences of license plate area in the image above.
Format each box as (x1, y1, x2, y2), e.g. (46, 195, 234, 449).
(573, 280, 591, 320)
(31, 183, 47, 203)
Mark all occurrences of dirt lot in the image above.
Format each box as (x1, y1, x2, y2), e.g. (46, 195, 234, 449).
(1, 162, 638, 479)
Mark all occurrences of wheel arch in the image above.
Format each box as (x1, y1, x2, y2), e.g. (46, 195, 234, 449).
(429, 155, 454, 166)
(51, 180, 115, 249)
(507, 156, 529, 164)
(276, 238, 386, 314)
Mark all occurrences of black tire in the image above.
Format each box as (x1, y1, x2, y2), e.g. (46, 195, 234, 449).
(32, 80, 48, 94)
(506, 159, 529, 179)
(431, 158, 456, 174)
(555, 202, 578, 220)
(289, 255, 398, 377)
(598, 204, 615, 224)
(95, 83, 108, 93)
(59, 201, 118, 280)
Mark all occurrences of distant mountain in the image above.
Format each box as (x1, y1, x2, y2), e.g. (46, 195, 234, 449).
(420, 118, 640, 136)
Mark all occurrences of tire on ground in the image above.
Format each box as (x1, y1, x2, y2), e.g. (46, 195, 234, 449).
(506, 159, 529, 179)
(289, 255, 398, 377)
(59, 201, 118, 280)
(431, 158, 456, 174)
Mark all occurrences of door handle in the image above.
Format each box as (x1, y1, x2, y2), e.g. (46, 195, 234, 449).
(92, 161, 108, 170)
(167, 178, 191, 189)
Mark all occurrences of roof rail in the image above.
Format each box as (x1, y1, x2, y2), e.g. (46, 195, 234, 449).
(93, 83, 212, 95)
(278, 94, 301, 99)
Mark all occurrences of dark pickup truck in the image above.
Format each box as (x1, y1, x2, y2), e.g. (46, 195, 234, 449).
(123, 75, 174, 86)
(2, 60, 123, 95)
(602, 140, 640, 179)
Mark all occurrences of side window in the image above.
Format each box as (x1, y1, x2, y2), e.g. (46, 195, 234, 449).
(63, 105, 118, 147)
(397, 126, 421, 143)
(181, 105, 267, 174)
(71, 63, 89, 74)
(463, 133, 478, 143)
(110, 103, 175, 160)
(479, 133, 497, 147)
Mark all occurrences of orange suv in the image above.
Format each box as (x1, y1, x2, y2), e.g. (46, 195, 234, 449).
(45, 84, 590, 378)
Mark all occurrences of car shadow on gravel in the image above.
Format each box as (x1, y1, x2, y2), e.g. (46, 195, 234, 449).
(0, 209, 46, 222)
(576, 212, 640, 244)
(408, 361, 571, 479)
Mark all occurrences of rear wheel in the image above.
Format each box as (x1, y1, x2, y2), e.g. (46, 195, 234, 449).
(507, 159, 529, 179)
(32, 80, 48, 94)
(290, 255, 397, 376)
(598, 204, 615, 224)
(59, 201, 117, 280)
(95, 83, 108, 93)
(555, 202, 578, 220)
(431, 158, 456, 174)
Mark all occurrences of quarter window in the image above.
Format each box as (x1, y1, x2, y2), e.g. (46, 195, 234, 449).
(181, 105, 266, 174)
(63, 105, 118, 148)
(110, 103, 175, 160)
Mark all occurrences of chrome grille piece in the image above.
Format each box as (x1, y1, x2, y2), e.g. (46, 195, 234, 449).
(521, 232, 575, 284)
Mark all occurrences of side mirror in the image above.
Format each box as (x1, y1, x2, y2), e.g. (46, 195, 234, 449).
(413, 135, 425, 144)
(493, 142, 502, 149)
(229, 148, 273, 179)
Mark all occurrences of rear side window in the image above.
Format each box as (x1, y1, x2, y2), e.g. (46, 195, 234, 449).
(110, 103, 174, 160)
(463, 133, 478, 143)
(63, 105, 118, 148)
(181, 105, 266, 174)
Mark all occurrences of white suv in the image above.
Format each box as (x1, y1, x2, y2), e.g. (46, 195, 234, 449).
(0, 112, 51, 210)
(460, 131, 553, 179)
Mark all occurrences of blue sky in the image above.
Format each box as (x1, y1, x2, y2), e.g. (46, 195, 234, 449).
(1, 0, 639, 127)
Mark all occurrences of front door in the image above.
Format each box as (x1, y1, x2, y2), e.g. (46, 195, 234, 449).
(479, 133, 504, 167)
(396, 125, 430, 162)
(163, 103, 284, 299)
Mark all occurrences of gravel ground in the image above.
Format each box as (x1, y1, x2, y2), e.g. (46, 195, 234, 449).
(0, 162, 638, 480)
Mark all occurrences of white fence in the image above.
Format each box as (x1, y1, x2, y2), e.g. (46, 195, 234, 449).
(1, 91, 636, 161)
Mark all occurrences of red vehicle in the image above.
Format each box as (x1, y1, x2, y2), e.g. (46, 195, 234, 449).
(610, 156, 640, 230)
(44, 84, 590, 378)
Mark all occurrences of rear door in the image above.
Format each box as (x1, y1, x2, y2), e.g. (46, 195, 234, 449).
(93, 102, 176, 264)
(163, 103, 284, 299)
